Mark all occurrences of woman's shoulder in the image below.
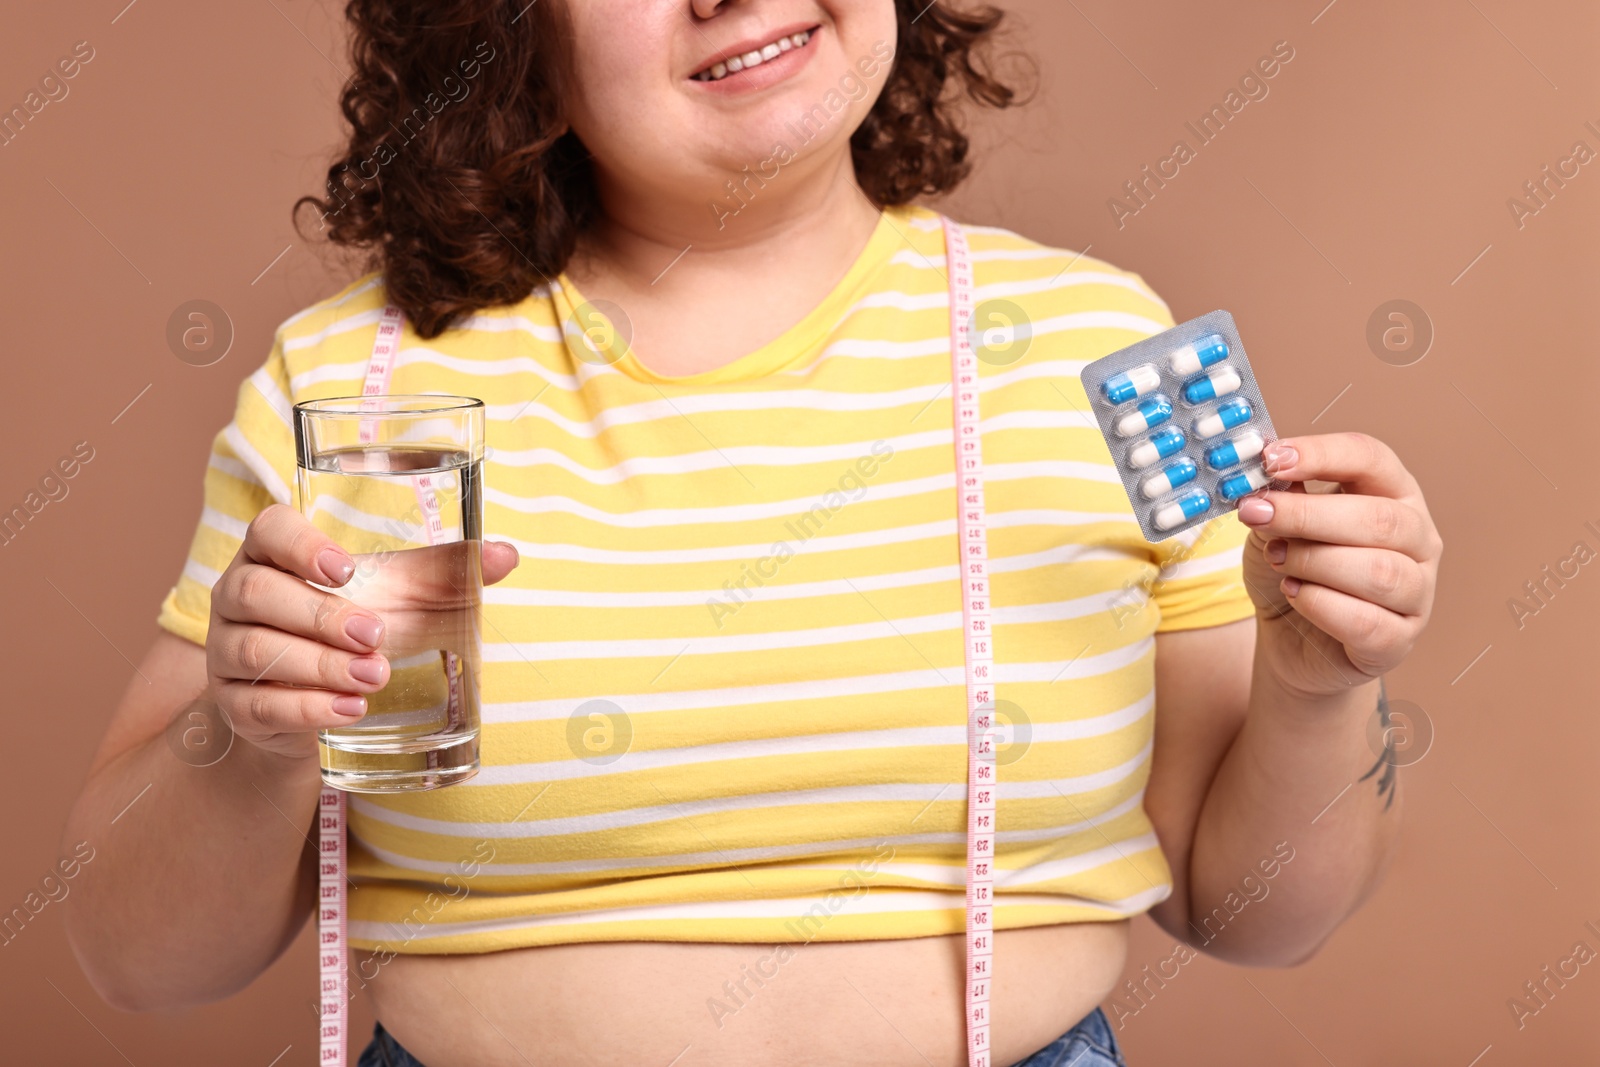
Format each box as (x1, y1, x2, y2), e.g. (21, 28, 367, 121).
(898, 205, 1176, 331)
(266, 270, 566, 399)
(271, 270, 389, 362)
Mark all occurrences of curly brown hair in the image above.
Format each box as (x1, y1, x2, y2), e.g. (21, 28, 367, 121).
(294, 1, 1025, 339)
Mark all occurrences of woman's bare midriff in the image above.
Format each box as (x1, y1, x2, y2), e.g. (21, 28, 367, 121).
(363, 919, 1129, 1067)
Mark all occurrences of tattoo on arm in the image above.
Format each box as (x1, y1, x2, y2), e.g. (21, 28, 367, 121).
(1356, 679, 1398, 810)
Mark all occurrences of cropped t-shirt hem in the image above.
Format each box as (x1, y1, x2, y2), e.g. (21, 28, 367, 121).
(349, 895, 1157, 956)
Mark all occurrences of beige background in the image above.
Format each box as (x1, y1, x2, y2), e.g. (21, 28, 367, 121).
(2, 1, 1595, 1063)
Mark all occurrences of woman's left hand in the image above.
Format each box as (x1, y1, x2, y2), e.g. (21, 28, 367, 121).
(1236, 432, 1442, 699)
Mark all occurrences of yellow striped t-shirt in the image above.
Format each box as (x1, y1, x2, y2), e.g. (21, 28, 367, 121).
(157, 203, 1255, 954)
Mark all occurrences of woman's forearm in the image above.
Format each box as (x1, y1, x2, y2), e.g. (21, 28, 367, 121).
(63, 691, 323, 1011)
(1183, 640, 1403, 966)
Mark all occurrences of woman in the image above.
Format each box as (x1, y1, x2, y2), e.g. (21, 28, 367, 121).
(63, 1, 1441, 1065)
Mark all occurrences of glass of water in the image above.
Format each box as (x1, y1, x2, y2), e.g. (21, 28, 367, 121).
(292, 395, 485, 792)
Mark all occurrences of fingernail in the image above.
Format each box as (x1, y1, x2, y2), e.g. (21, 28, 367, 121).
(1265, 442, 1298, 475)
(345, 614, 384, 649)
(1265, 538, 1288, 565)
(1282, 576, 1302, 598)
(318, 547, 355, 586)
(331, 695, 367, 717)
(348, 656, 387, 685)
(1237, 497, 1275, 525)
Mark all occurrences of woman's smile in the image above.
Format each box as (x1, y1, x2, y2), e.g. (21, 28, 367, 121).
(689, 23, 822, 92)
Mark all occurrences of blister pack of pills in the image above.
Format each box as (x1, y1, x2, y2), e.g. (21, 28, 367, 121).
(1080, 309, 1287, 542)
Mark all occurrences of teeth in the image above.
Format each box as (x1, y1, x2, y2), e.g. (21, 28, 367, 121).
(693, 29, 811, 81)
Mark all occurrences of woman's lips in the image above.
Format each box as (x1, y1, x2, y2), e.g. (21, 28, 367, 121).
(690, 26, 820, 85)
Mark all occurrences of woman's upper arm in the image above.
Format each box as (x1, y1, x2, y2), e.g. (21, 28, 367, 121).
(85, 630, 210, 781)
(90, 331, 296, 781)
(1143, 617, 1255, 941)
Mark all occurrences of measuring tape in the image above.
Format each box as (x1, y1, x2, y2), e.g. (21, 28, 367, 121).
(943, 216, 998, 1067)
(320, 304, 462, 1066)
(318, 223, 995, 1065)
(357, 306, 466, 763)
(315, 790, 346, 1064)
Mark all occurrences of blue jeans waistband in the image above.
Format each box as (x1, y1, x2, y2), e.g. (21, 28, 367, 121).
(358, 1005, 1126, 1066)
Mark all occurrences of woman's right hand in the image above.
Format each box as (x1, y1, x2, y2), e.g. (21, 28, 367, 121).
(205, 504, 394, 758)
(208, 502, 524, 758)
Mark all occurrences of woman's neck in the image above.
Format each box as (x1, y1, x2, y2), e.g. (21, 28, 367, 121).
(581, 146, 879, 278)
(564, 151, 886, 377)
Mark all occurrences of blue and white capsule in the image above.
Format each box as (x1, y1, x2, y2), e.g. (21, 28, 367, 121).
(1115, 394, 1173, 437)
(1181, 365, 1243, 405)
(1194, 397, 1253, 439)
(1153, 489, 1213, 532)
(1139, 457, 1198, 500)
(1100, 363, 1161, 405)
(1205, 429, 1266, 471)
(1127, 427, 1186, 469)
(1168, 333, 1229, 376)
(1218, 464, 1271, 501)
